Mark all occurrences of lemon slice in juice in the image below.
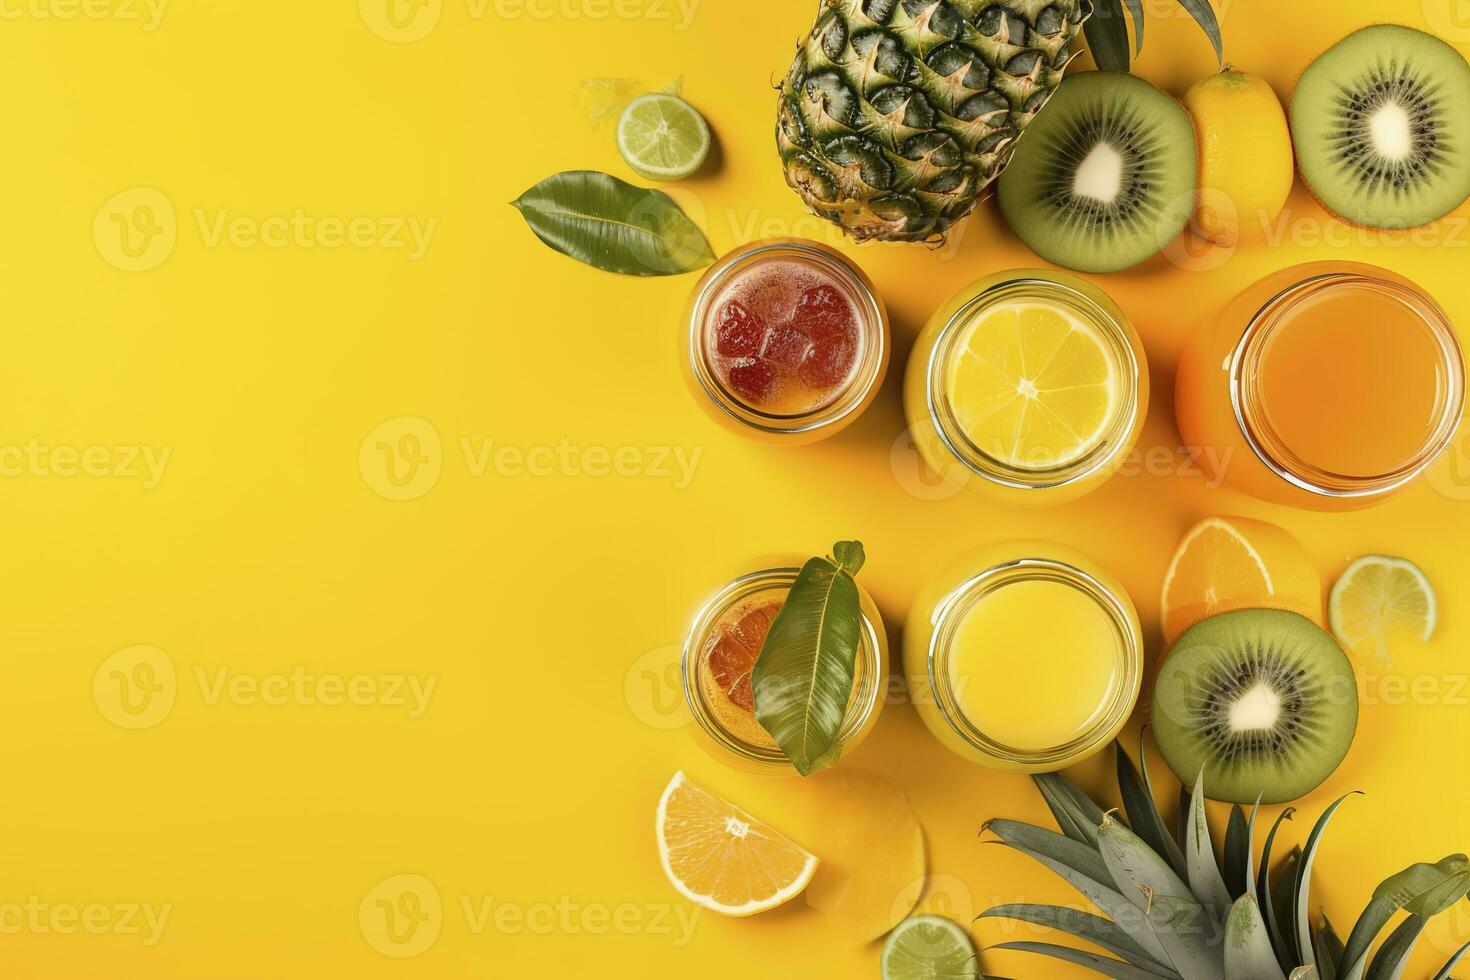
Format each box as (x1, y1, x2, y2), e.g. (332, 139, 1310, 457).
(945, 302, 1118, 469)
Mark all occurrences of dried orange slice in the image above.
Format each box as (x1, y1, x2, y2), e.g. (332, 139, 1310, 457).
(1160, 516, 1322, 645)
(655, 772, 817, 916)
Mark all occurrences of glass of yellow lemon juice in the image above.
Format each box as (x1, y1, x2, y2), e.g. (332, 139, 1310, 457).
(903, 270, 1148, 505)
(903, 541, 1142, 771)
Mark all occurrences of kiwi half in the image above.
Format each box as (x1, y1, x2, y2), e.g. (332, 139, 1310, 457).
(1292, 25, 1470, 229)
(1151, 609, 1357, 804)
(998, 71, 1196, 273)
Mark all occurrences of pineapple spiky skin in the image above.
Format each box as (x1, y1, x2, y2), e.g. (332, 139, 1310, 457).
(776, 0, 1092, 244)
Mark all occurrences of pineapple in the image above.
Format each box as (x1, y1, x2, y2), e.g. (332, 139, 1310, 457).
(776, 0, 1092, 244)
(976, 737, 1470, 979)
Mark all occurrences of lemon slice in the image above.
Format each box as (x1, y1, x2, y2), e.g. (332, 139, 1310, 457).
(1329, 555, 1437, 661)
(616, 94, 710, 181)
(655, 772, 817, 916)
(945, 301, 1118, 470)
(881, 915, 978, 980)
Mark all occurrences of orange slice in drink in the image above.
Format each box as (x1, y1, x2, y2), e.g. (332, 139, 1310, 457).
(1160, 516, 1322, 645)
(656, 772, 817, 916)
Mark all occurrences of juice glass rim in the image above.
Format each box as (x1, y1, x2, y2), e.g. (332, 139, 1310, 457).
(680, 566, 884, 771)
(1229, 270, 1465, 499)
(685, 239, 888, 436)
(924, 556, 1141, 768)
(925, 274, 1142, 490)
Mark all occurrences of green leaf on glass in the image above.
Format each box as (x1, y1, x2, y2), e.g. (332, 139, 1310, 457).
(751, 541, 866, 777)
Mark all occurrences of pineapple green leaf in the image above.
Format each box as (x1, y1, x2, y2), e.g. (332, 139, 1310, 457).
(1118, 738, 1187, 879)
(992, 942, 1172, 980)
(1187, 774, 1234, 917)
(1098, 811, 1198, 914)
(985, 819, 1171, 964)
(1339, 855, 1470, 980)
(1224, 806, 1250, 900)
(1242, 802, 1262, 908)
(1258, 810, 1298, 973)
(1082, 0, 1130, 72)
(1224, 895, 1288, 980)
(510, 171, 713, 276)
(1295, 795, 1363, 972)
(980, 904, 1175, 975)
(1146, 895, 1226, 980)
(1313, 915, 1344, 980)
(1121, 0, 1144, 54)
(1033, 772, 1106, 847)
(1362, 914, 1426, 980)
(1178, 787, 1193, 855)
(1431, 939, 1470, 979)
(1289, 970, 1319, 980)
(1172, 0, 1223, 63)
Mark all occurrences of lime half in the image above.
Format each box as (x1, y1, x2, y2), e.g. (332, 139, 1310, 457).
(616, 93, 710, 181)
(882, 915, 978, 980)
(1328, 554, 1437, 663)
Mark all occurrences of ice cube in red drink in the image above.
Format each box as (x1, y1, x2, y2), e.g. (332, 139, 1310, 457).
(799, 336, 857, 389)
(715, 300, 763, 357)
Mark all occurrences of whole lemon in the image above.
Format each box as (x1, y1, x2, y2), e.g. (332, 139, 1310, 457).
(1183, 68, 1294, 246)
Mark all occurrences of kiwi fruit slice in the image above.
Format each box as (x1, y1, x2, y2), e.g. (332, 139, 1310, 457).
(1292, 25, 1470, 229)
(998, 71, 1196, 273)
(1151, 608, 1357, 804)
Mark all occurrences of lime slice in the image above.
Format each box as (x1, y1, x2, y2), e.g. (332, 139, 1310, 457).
(616, 93, 710, 181)
(945, 301, 1119, 470)
(881, 915, 978, 980)
(1328, 555, 1437, 662)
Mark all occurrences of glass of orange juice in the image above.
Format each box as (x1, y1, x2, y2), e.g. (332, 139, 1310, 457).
(683, 239, 889, 445)
(902, 541, 1142, 772)
(903, 270, 1148, 506)
(680, 560, 887, 774)
(1176, 262, 1464, 509)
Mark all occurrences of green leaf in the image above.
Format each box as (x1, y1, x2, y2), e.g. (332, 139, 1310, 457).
(1083, 0, 1130, 71)
(1033, 772, 1106, 847)
(1314, 915, 1345, 980)
(993, 942, 1171, 980)
(980, 904, 1174, 975)
(1118, 738, 1187, 878)
(750, 544, 865, 776)
(1225, 895, 1288, 980)
(1258, 809, 1298, 974)
(831, 540, 865, 575)
(1187, 773, 1233, 917)
(1146, 895, 1225, 980)
(1290, 970, 1319, 980)
(1297, 795, 1363, 972)
(1339, 856, 1470, 980)
(1432, 939, 1470, 979)
(1363, 914, 1426, 980)
(510, 170, 713, 276)
(1173, 0, 1223, 63)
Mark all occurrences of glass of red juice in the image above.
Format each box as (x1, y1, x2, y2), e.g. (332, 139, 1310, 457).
(683, 239, 889, 443)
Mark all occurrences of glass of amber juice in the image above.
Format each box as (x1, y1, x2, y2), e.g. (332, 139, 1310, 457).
(1176, 262, 1464, 508)
(684, 239, 889, 444)
(680, 562, 887, 774)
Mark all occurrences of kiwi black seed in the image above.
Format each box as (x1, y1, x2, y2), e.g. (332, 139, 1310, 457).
(998, 70, 1196, 274)
(1292, 24, 1470, 229)
(1150, 608, 1358, 805)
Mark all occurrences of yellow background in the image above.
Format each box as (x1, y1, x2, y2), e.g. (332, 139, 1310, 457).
(3, 0, 1470, 976)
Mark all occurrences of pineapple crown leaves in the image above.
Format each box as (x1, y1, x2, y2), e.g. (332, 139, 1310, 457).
(1084, 0, 1223, 73)
(978, 731, 1470, 980)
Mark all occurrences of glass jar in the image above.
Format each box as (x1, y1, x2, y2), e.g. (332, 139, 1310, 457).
(903, 269, 1148, 506)
(1176, 262, 1464, 509)
(683, 239, 889, 445)
(902, 541, 1142, 772)
(680, 561, 887, 774)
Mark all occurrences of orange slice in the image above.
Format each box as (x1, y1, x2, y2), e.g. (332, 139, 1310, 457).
(1160, 516, 1322, 645)
(656, 772, 817, 916)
